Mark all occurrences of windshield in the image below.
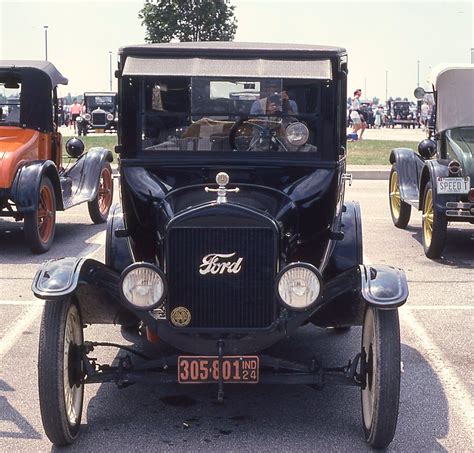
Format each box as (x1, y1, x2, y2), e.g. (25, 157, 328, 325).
(85, 95, 115, 112)
(139, 76, 332, 154)
(448, 127, 474, 158)
(0, 81, 21, 125)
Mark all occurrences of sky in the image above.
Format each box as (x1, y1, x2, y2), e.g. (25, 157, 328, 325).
(0, 0, 472, 100)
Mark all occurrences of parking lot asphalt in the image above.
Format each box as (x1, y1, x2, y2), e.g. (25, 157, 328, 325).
(0, 180, 472, 452)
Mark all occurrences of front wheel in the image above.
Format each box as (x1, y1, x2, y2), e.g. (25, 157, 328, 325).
(422, 182, 447, 258)
(361, 306, 401, 449)
(389, 165, 411, 228)
(24, 175, 56, 253)
(88, 162, 113, 223)
(38, 299, 84, 446)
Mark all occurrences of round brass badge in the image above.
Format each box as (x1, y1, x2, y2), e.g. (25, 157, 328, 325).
(170, 307, 192, 327)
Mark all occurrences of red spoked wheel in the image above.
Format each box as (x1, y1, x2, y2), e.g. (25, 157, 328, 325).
(24, 176, 56, 254)
(88, 162, 113, 223)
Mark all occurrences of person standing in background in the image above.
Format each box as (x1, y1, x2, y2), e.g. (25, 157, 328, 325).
(350, 89, 366, 139)
(70, 99, 82, 134)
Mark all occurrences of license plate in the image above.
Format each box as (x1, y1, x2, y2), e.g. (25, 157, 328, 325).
(436, 177, 470, 194)
(178, 356, 259, 384)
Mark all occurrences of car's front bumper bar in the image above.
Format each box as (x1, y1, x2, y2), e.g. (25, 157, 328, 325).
(445, 201, 474, 219)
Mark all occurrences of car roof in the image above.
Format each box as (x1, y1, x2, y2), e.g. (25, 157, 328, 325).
(430, 65, 474, 132)
(0, 60, 68, 86)
(119, 41, 346, 59)
(120, 42, 342, 80)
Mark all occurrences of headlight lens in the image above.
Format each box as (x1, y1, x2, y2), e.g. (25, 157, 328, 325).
(76, 116, 83, 122)
(285, 122, 309, 146)
(84, 113, 91, 121)
(107, 113, 114, 121)
(276, 263, 322, 310)
(120, 263, 167, 310)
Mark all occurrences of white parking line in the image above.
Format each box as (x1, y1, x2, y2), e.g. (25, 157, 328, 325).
(0, 300, 44, 306)
(401, 309, 474, 442)
(0, 305, 43, 359)
(407, 305, 473, 310)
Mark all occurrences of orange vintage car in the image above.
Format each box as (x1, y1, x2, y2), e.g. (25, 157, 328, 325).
(0, 61, 113, 253)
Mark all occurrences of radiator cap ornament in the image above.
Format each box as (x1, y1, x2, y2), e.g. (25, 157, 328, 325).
(205, 172, 239, 203)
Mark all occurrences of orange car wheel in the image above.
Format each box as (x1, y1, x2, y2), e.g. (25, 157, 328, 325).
(24, 176, 56, 254)
(88, 162, 113, 224)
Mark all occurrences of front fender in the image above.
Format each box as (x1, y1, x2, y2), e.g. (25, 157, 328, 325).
(419, 160, 457, 211)
(64, 147, 113, 205)
(389, 147, 422, 205)
(360, 264, 408, 308)
(10, 160, 63, 212)
(32, 257, 137, 325)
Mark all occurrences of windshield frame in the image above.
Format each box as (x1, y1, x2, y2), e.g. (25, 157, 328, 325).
(118, 56, 345, 164)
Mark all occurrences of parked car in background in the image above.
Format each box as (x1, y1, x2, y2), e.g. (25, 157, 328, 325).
(0, 61, 114, 253)
(387, 100, 418, 128)
(33, 42, 408, 448)
(77, 91, 117, 135)
(389, 64, 474, 257)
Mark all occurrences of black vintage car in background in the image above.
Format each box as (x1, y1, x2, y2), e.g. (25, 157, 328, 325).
(32, 43, 408, 448)
(77, 91, 117, 135)
(387, 100, 418, 128)
(389, 65, 474, 258)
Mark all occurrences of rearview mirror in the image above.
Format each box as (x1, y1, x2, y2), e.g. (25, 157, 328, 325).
(418, 139, 436, 159)
(4, 79, 20, 89)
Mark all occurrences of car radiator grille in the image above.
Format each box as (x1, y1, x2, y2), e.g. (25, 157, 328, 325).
(166, 227, 277, 329)
(92, 112, 106, 126)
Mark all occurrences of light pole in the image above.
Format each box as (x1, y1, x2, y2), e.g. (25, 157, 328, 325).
(43, 25, 48, 60)
(417, 60, 420, 87)
(109, 51, 113, 91)
(385, 70, 388, 103)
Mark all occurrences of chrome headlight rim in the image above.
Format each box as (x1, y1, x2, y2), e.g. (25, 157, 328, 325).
(285, 121, 309, 146)
(106, 112, 114, 121)
(274, 262, 323, 312)
(84, 113, 91, 121)
(119, 262, 168, 312)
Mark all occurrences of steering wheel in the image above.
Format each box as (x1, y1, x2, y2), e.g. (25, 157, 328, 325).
(229, 116, 286, 151)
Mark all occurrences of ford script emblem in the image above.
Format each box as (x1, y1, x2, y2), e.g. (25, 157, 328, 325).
(199, 252, 243, 275)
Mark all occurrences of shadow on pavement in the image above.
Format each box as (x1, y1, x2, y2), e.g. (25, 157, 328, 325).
(57, 325, 449, 452)
(408, 225, 474, 268)
(0, 394, 42, 440)
(0, 218, 105, 265)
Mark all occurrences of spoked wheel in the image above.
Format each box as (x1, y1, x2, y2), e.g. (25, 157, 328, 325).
(422, 182, 447, 259)
(361, 306, 401, 449)
(24, 176, 56, 253)
(38, 298, 84, 446)
(88, 162, 113, 223)
(389, 165, 411, 228)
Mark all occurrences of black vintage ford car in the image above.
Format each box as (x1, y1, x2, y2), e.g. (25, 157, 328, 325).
(77, 91, 118, 135)
(32, 43, 408, 448)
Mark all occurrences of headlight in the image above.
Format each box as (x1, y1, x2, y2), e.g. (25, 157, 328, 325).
(84, 113, 91, 121)
(120, 263, 167, 310)
(76, 116, 83, 122)
(275, 263, 322, 310)
(107, 113, 114, 121)
(285, 122, 309, 146)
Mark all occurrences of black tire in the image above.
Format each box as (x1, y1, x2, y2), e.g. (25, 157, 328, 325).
(88, 162, 114, 223)
(38, 298, 84, 446)
(361, 306, 400, 449)
(24, 175, 56, 253)
(422, 182, 447, 258)
(389, 165, 411, 228)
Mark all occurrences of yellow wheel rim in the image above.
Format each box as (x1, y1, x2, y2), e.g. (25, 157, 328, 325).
(423, 188, 434, 246)
(389, 170, 401, 219)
